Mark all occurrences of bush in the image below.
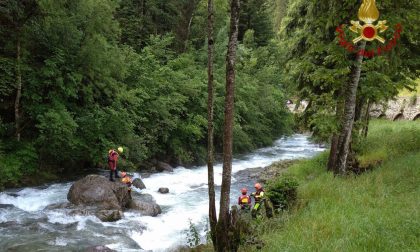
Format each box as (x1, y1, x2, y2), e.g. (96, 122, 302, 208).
(185, 218, 201, 248)
(266, 175, 299, 210)
(0, 142, 38, 189)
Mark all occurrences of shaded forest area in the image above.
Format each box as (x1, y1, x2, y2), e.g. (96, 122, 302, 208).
(0, 0, 292, 188)
(0, 0, 418, 188)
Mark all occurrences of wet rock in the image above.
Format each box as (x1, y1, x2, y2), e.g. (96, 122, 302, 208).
(234, 160, 299, 184)
(140, 173, 152, 178)
(85, 245, 116, 252)
(158, 187, 169, 194)
(43, 202, 72, 210)
(234, 167, 263, 183)
(0, 221, 18, 228)
(95, 210, 123, 222)
(132, 178, 146, 190)
(69, 209, 93, 216)
(6, 193, 19, 198)
(0, 204, 15, 209)
(128, 199, 161, 217)
(156, 161, 173, 172)
(67, 175, 130, 210)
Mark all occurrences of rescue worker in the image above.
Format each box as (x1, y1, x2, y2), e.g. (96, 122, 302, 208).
(238, 188, 251, 211)
(108, 147, 123, 182)
(251, 183, 265, 218)
(120, 171, 132, 198)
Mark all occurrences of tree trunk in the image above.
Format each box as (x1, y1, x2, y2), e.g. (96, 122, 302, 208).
(335, 41, 366, 175)
(362, 100, 371, 138)
(207, 0, 217, 246)
(215, 0, 240, 251)
(327, 134, 339, 172)
(327, 88, 345, 172)
(15, 37, 22, 142)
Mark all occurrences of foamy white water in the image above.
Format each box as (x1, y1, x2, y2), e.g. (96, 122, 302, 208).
(0, 134, 324, 251)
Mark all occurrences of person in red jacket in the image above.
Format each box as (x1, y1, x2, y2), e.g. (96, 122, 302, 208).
(108, 147, 123, 182)
(238, 187, 251, 211)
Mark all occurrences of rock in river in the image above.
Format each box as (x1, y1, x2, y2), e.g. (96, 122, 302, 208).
(158, 187, 169, 194)
(67, 175, 130, 210)
(128, 193, 162, 217)
(132, 178, 146, 189)
(95, 209, 123, 222)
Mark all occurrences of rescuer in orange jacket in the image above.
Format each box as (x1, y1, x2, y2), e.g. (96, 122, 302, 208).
(120, 171, 132, 198)
(238, 187, 251, 210)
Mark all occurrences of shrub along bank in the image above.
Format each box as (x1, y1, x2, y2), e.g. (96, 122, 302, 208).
(241, 120, 420, 251)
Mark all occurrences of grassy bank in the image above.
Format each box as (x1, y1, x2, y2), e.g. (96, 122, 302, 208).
(244, 120, 420, 251)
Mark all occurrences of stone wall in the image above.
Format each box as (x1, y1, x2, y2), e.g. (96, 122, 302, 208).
(370, 96, 420, 121)
(286, 96, 420, 121)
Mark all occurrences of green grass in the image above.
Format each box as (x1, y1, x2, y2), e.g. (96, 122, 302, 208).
(246, 120, 420, 252)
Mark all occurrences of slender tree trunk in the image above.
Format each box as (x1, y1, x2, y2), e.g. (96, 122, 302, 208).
(215, 0, 240, 251)
(335, 41, 366, 175)
(362, 100, 371, 138)
(207, 0, 217, 246)
(327, 134, 339, 172)
(328, 87, 346, 172)
(184, 6, 196, 52)
(15, 37, 22, 142)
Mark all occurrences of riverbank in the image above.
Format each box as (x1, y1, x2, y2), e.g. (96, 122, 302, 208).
(241, 120, 420, 251)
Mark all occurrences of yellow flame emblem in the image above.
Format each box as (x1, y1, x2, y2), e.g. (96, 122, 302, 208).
(350, 0, 387, 43)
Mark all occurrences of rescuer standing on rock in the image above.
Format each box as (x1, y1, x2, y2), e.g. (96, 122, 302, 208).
(108, 147, 123, 182)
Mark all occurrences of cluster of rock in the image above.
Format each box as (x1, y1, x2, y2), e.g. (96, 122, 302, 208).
(65, 175, 161, 222)
(234, 160, 299, 184)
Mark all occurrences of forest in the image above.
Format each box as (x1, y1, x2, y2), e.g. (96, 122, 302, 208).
(0, 0, 418, 188)
(0, 0, 295, 188)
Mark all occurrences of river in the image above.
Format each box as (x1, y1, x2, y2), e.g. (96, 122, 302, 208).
(0, 134, 324, 252)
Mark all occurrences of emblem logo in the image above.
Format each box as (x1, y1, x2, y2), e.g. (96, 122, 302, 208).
(349, 0, 388, 43)
(335, 0, 402, 58)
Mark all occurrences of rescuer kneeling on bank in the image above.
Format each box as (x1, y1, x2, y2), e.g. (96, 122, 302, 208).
(238, 187, 251, 211)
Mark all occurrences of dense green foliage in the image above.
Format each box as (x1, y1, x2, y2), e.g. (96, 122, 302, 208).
(266, 174, 298, 210)
(0, 0, 291, 188)
(242, 120, 420, 251)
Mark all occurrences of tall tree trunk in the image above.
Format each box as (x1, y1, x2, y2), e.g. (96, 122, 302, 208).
(215, 0, 240, 251)
(328, 88, 346, 172)
(335, 41, 366, 175)
(15, 37, 22, 142)
(207, 0, 217, 246)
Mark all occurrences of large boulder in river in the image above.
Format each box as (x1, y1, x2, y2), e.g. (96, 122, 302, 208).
(132, 178, 146, 189)
(156, 161, 173, 172)
(67, 175, 130, 210)
(128, 200, 162, 217)
(128, 193, 162, 216)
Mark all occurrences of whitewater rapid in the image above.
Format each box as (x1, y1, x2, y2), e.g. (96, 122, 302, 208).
(0, 134, 324, 251)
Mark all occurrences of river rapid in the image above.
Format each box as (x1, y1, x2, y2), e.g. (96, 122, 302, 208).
(0, 134, 324, 252)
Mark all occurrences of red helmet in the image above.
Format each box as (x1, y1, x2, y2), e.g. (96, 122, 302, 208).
(254, 183, 262, 190)
(121, 172, 127, 177)
(241, 188, 247, 194)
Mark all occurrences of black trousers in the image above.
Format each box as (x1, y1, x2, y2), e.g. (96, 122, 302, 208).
(109, 169, 119, 181)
